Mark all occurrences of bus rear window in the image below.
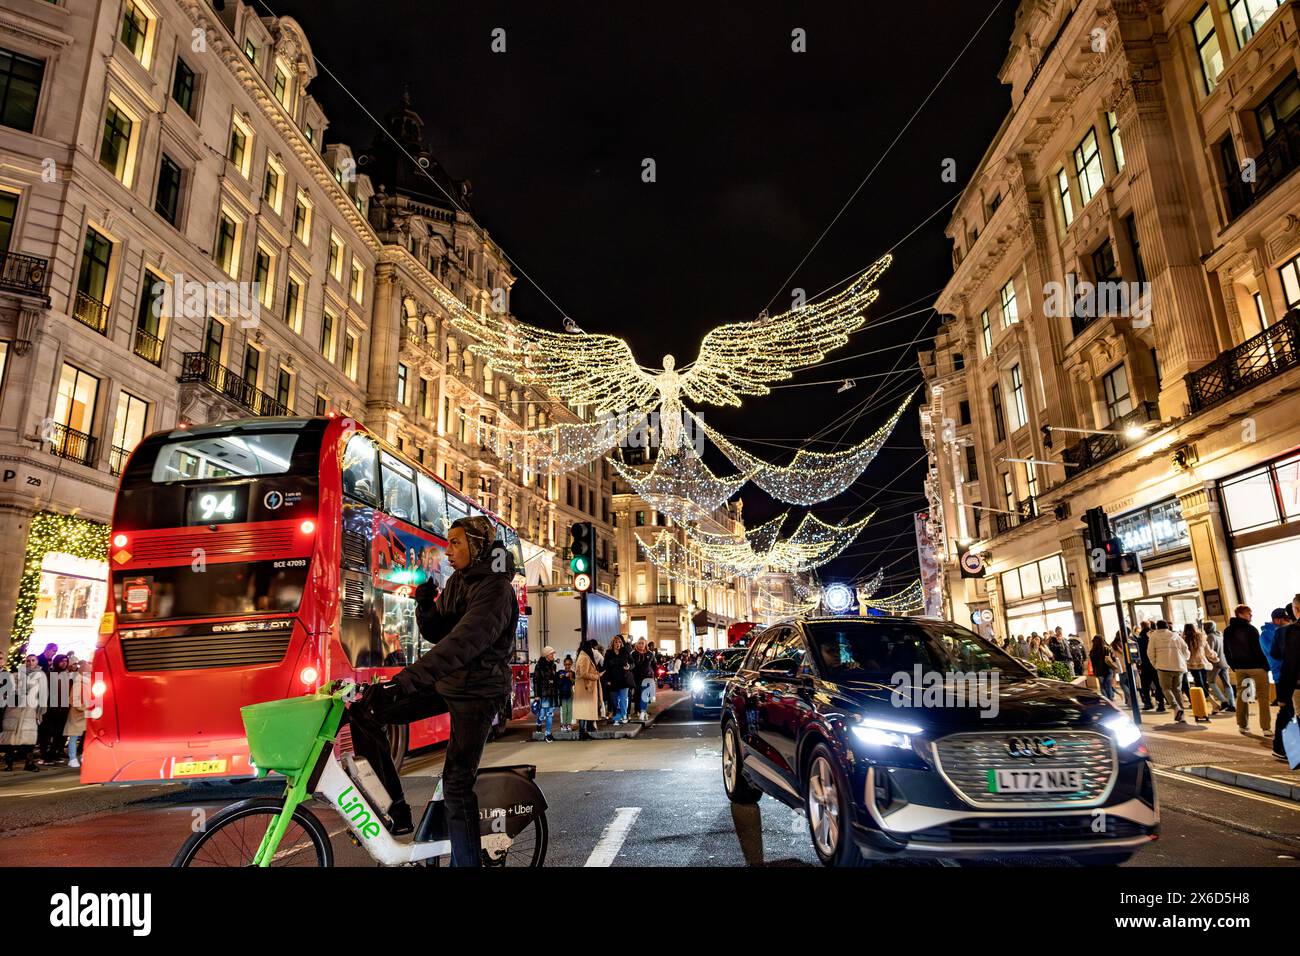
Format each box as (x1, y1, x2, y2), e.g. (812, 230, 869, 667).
(151, 433, 301, 481)
(114, 561, 307, 622)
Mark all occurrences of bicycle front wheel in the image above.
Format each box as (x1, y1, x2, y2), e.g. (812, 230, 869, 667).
(172, 797, 333, 867)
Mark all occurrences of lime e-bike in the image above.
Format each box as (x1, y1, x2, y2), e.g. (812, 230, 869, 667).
(172, 682, 547, 867)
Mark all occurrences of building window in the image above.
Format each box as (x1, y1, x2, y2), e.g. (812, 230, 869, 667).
(999, 279, 1019, 328)
(1103, 363, 1134, 422)
(1107, 111, 1125, 172)
(1009, 363, 1028, 431)
(263, 157, 284, 213)
(284, 274, 303, 332)
(1192, 5, 1224, 94)
(320, 310, 336, 361)
(990, 384, 1006, 442)
(1254, 290, 1270, 331)
(171, 56, 196, 116)
(214, 211, 240, 278)
(964, 444, 978, 482)
(154, 154, 182, 225)
(1113, 498, 1190, 558)
(350, 262, 364, 303)
(1056, 168, 1074, 227)
(203, 318, 225, 365)
(0, 47, 44, 133)
(273, 63, 291, 108)
(959, 400, 971, 426)
(1091, 238, 1119, 283)
(397, 363, 409, 405)
(1023, 460, 1039, 501)
(1228, 0, 1283, 48)
(276, 367, 293, 410)
(1002, 471, 1016, 513)
(134, 270, 166, 363)
(980, 309, 992, 355)
(419, 377, 430, 418)
(241, 344, 261, 387)
(76, 226, 113, 316)
(1125, 214, 1147, 285)
(1073, 127, 1105, 204)
(53, 364, 100, 463)
(293, 191, 312, 243)
(228, 118, 251, 178)
(253, 246, 273, 307)
(315, 393, 328, 416)
(1255, 72, 1300, 145)
(99, 100, 135, 183)
(243, 36, 259, 65)
(119, 1, 151, 64)
(344, 329, 358, 380)
(328, 234, 342, 280)
(0, 190, 14, 254)
(1279, 251, 1300, 309)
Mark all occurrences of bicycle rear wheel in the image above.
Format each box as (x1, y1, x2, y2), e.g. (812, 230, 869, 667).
(426, 810, 547, 867)
(172, 797, 333, 867)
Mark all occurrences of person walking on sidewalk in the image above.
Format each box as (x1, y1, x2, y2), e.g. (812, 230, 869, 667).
(1261, 607, 1292, 691)
(1090, 635, 1117, 701)
(631, 637, 657, 719)
(604, 635, 633, 725)
(1136, 621, 1166, 713)
(1204, 620, 1235, 713)
(557, 655, 575, 732)
(1, 656, 47, 772)
(532, 646, 559, 741)
(1271, 595, 1300, 761)
(1224, 604, 1273, 737)
(667, 654, 680, 690)
(573, 638, 603, 739)
(64, 660, 92, 768)
(1184, 623, 1220, 713)
(1148, 620, 1189, 722)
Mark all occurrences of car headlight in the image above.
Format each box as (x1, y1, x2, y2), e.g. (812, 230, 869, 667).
(850, 715, 923, 751)
(1103, 712, 1142, 749)
(689, 676, 705, 694)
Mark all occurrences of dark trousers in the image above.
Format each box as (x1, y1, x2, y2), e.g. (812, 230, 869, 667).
(1274, 700, 1295, 758)
(349, 687, 497, 867)
(1139, 663, 1166, 709)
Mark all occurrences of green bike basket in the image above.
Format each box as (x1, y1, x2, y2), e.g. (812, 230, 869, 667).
(241, 694, 333, 774)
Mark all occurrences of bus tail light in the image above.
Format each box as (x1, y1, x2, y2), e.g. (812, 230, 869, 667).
(91, 678, 107, 698)
(299, 665, 319, 686)
(299, 519, 315, 535)
(112, 533, 128, 548)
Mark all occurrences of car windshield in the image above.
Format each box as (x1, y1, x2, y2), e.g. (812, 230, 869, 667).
(805, 620, 1030, 681)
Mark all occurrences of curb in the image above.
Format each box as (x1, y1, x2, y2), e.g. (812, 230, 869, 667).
(1182, 764, 1300, 802)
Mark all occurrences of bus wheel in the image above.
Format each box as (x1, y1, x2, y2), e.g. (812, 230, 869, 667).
(171, 798, 332, 867)
(388, 724, 408, 772)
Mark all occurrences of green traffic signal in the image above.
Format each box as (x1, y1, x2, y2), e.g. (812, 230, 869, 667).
(570, 554, 590, 574)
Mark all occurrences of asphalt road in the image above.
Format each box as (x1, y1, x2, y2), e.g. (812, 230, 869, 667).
(1, 696, 1298, 867)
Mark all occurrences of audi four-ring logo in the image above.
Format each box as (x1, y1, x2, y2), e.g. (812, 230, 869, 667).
(1006, 736, 1056, 757)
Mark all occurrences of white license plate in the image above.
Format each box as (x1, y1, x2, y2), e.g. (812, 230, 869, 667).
(987, 767, 1082, 793)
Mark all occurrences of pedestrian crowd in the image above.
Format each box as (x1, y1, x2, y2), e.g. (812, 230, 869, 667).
(529, 640, 729, 740)
(985, 600, 1300, 763)
(0, 644, 94, 772)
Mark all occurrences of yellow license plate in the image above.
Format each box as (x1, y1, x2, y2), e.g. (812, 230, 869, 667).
(173, 759, 227, 777)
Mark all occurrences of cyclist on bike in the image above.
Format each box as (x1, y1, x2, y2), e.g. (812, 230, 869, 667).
(351, 515, 519, 866)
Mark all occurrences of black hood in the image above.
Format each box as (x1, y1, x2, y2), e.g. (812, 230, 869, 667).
(828, 675, 1114, 732)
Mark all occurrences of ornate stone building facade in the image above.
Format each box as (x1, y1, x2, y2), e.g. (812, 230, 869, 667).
(0, 0, 615, 658)
(922, 0, 1300, 642)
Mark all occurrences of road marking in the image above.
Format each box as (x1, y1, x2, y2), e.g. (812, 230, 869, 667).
(1152, 768, 1300, 812)
(584, 807, 641, 867)
(1, 783, 94, 798)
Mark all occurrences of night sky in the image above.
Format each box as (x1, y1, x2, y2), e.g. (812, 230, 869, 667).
(256, 0, 1019, 590)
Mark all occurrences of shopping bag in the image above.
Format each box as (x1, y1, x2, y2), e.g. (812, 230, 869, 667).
(1283, 717, 1300, 771)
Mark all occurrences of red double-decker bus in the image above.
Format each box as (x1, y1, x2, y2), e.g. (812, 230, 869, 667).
(83, 416, 532, 785)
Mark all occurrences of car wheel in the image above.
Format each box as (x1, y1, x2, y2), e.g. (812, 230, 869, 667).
(805, 744, 867, 867)
(721, 720, 762, 804)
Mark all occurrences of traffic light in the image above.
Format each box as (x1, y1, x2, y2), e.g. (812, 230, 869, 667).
(568, 521, 594, 592)
(1082, 506, 1110, 549)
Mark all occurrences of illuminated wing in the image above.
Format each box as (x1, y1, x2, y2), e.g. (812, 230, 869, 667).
(429, 285, 658, 414)
(680, 254, 891, 408)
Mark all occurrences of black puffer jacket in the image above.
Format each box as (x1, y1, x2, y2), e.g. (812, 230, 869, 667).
(1223, 616, 1268, 671)
(604, 645, 633, 690)
(533, 657, 559, 705)
(400, 544, 519, 701)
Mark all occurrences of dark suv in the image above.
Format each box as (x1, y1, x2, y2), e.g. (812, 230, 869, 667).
(720, 617, 1158, 866)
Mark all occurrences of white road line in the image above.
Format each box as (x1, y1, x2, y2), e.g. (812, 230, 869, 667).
(584, 806, 641, 867)
(1152, 768, 1300, 812)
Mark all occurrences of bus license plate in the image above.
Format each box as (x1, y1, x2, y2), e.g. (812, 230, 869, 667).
(987, 768, 1082, 793)
(173, 759, 228, 777)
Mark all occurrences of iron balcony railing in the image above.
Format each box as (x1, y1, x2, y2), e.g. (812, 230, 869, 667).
(993, 496, 1041, 537)
(108, 444, 130, 477)
(49, 422, 98, 467)
(1185, 310, 1300, 412)
(1059, 400, 1160, 479)
(178, 352, 291, 418)
(73, 290, 109, 334)
(0, 250, 50, 297)
(132, 326, 164, 365)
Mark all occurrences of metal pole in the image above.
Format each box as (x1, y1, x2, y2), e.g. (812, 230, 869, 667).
(1112, 573, 1141, 726)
